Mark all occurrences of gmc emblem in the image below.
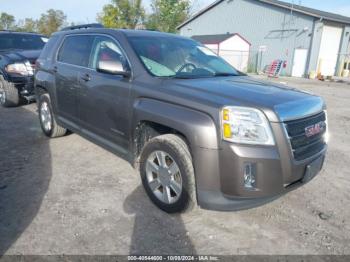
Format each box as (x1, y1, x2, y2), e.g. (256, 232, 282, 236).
(305, 122, 325, 137)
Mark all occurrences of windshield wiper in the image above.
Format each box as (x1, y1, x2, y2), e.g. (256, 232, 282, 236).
(170, 74, 199, 79)
(213, 72, 239, 77)
(172, 76, 197, 79)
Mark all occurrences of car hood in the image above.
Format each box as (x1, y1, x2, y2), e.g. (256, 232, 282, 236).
(0, 49, 41, 64)
(165, 76, 325, 122)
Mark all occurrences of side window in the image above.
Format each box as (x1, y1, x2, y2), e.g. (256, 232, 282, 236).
(90, 36, 128, 71)
(39, 35, 59, 61)
(57, 35, 94, 67)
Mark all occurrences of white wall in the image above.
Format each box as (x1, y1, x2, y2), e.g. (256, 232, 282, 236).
(204, 44, 220, 54)
(219, 35, 250, 72)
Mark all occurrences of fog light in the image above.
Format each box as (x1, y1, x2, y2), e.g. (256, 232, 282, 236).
(244, 163, 256, 189)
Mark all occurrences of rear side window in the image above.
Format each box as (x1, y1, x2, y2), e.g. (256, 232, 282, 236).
(0, 33, 47, 51)
(39, 35, 59, 61)
(57, 35, 94, 67)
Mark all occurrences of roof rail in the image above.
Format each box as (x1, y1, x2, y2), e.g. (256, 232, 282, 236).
(60, 23, 104, 31)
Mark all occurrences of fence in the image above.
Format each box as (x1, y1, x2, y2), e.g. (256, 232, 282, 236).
(210, 49, 350, 78)
(207, 48, 284, 75)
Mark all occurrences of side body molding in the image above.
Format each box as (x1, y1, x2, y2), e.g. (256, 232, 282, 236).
(132, 98, 219, 150)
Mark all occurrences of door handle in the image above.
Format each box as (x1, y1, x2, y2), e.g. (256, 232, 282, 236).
(80, 73, 91, 82)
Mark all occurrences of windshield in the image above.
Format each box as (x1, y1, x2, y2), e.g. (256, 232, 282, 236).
(128, 35, 241, 78)
(0, 34, 48, 51)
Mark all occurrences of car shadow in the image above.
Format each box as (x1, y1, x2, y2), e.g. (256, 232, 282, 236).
(124, 186, 197, 255)
(0, 105, 52, 255)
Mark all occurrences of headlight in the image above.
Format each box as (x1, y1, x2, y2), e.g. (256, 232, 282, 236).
(5, 61, 33, 76)
(221, 106, 275, 145)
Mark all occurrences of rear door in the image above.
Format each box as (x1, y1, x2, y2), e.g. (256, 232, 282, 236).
(78, 35, 132, 151)
(55, 35, 94, 125)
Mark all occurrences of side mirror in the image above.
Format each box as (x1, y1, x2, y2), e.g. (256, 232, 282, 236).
(97, 60, 131, 77)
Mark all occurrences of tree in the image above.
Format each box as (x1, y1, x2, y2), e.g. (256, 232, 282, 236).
(98, 0, 145, 29)
(0, 12, 16, 30)
(16, 18, 38, 32)
(37, 9, 67, 35)
(146, 0, 190, 33)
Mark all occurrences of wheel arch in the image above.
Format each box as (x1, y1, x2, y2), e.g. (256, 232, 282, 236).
(132, 98, 219, 161)
(34, 84, 50, 107)
(133, 120, 191, 160)
(0, 69, 9, 81)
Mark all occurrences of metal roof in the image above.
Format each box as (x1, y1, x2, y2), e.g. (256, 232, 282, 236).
(177, 0, 350, 29)
(192, 33, 234, 44)
(192, 33, 251, 45)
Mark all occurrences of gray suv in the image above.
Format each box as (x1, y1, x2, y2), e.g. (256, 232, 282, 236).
(35, 25, 328, 213)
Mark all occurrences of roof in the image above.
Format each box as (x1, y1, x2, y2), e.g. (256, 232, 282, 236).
(192, 33, 234, 44)
(192, 33, 251, 45)
(53, 27, 190, 40)
(177, 0, 350, 29)
(120, 29, 188, 39)
(0, 30, 44, 36)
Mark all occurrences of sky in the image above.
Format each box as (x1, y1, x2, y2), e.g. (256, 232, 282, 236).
(0, 0, 349, 24)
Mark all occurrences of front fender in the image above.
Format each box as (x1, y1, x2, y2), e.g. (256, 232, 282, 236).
(133, 98, 223, 198)
(133, 98, 219, 150)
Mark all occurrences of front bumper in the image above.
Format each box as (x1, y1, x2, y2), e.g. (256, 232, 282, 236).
(193, 122, 327, 211)
(8, 75, 35, 97)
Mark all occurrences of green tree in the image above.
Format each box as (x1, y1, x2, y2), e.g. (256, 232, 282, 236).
(0, 12, 16, 30)
(37, 9, 67, 35)
(16, 18, 38, 32)
(146, 0, 190, 33)
(98, 0, 145, 29)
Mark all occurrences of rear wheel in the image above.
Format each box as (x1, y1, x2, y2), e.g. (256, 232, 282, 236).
(38, 93, 67, 138)
(139, 134, 196, 213)
(0, 78, 20, 107)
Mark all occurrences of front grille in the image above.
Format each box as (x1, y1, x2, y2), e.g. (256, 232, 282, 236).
(284, 111, 326, 161)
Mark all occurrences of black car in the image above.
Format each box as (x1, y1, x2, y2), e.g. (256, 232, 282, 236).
(0, 31, 48, 107)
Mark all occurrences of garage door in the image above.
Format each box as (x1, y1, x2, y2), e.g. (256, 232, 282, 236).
(317, 25, 343, 76)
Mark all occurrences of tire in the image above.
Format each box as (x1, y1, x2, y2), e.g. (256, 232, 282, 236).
(139, 134, 196, 213)
(0, 78, 20, 107)
(38, 93, 67, 138)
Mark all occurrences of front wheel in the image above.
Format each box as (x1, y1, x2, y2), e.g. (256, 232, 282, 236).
(38, 93, 67, 138)
(139, 134, 196, 213)
(0, 79, 20, 107)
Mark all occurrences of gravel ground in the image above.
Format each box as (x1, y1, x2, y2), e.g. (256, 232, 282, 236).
(0, 76, 349, 256)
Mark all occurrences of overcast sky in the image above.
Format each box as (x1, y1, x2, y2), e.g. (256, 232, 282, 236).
(0, 0, 349, 24)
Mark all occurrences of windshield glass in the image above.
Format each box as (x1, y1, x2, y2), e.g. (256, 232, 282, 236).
(128, 35, 240, 78)
(0, 34, 48, 51)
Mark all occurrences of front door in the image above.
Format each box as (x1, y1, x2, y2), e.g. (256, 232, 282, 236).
(78, 35, 131, 150)
(292, 49, 308, 77)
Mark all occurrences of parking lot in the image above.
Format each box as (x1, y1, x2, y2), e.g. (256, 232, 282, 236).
(0, 76, 350, 255)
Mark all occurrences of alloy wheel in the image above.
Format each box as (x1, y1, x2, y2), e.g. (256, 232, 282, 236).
(145, 150, 183, 204)
(0, 83, 5, 105)
(40, 101, 52, 132)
